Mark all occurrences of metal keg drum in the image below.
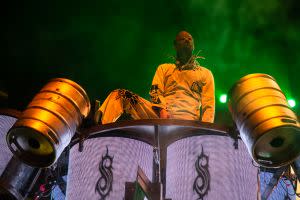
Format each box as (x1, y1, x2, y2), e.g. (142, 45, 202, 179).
(228, 73, 300, 168)
(0, 156, 41, 200)
(6, 78, 91, 167)
(0, 109, 40, 200)
(66, 120, 155, 200)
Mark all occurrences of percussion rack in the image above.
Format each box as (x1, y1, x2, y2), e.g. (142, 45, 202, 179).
(72, 119, 300, 200)
(2, 111, 299, 199)
(72, 119, 234, 200)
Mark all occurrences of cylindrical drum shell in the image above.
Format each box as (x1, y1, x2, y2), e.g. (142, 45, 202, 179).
(0, 156, 41, 200)
(228, 74, 300, 168)
(7, 78, 90, 167)
(0, 110, 19, 175)
(40, 79, 90, 118)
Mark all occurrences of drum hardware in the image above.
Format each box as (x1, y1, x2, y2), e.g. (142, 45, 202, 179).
(72, 124, 91, 153)
(228, 125, 240, 149)
(155, 125, 167, 198)
(75, 129, 87, 152)
(260, 166, 288, 200)
(56, 175, 67, 195)
(32, 168, 60, 199)
(93, 100, 101, 124)
(157, 122, 233, 199)
(125, 166, 170, 200)
(6, 78, 91, 167)
(153, 125, 161, 185)
(82, 99, 101, 128)
(0, 156, 41, 200)
(75, 111, 105, 153)
(229, 74, 300, 198)
(258, 154, 300, 197)
(66, 120, 259, 200)
(124, 182, 143, 200)
(0, 109, 21, 120)
(79, 135, 85, 152)
(0, 108, 20, 178)
(228, 73, 300, 168)
(291, 157, 300, 183)
(152, 147, 160, 183)
(30, 148, 69, 200)
(0, 109, 69, 199)
(76, 99, 103, 152)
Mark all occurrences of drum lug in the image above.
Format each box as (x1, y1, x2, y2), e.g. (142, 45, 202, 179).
(76, 130, 87, 152)
(229, 125, 239, 149)
(124, 166, 170, 200)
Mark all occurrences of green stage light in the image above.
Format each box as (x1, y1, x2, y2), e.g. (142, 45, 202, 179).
(219, 94, 227, 103)
(288, 99, 296, 108)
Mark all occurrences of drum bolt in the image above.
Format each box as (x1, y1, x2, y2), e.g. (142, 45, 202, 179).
(11, 142, 18, 152)
(270, 137, 284, 148)
(28, 138, 40, 149)
(257, 159, 273, 165)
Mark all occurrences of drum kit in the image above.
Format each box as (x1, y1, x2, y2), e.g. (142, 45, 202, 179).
(0, 74, 299, 200)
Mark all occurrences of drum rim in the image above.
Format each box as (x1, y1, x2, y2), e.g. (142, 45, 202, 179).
(0, 108, 21, 119)
(0, 181, 23, 200)
(48, 78, 91, 111)
(70, 119, 233, 149)
(227, 73, 276, 102)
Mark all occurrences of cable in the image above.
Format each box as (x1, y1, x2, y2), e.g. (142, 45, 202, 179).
(251, 160, 260, 168)
(279, 178, 296, 197)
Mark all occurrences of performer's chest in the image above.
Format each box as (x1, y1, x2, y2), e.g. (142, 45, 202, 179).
(164, 69, 206, 94)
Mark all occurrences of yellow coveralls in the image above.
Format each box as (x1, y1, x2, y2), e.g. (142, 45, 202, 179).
(96, 63, 215, 124)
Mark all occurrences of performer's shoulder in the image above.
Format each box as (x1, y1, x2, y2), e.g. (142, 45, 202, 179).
(156, 63, 176, 71)
(197, 65, 213, 74)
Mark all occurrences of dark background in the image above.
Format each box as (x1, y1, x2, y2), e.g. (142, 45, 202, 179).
(1, 0, 299, 125)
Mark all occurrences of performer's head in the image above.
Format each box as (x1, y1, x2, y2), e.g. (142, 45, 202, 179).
(174, 31, 194, 64)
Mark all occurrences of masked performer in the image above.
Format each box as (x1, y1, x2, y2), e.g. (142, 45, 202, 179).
(96, 31, 215, 124)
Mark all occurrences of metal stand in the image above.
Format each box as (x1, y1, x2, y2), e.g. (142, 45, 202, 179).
(125, 166, 170, 200)
(260, 157, 300, 200)
(260, 166, 288, 200)
(291, 157, 300, 182)
(0, 156, 41, 200)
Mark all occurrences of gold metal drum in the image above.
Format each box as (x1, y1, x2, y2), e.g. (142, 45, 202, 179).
(228, 73, 300, 168)
(6, 78, 91, 167)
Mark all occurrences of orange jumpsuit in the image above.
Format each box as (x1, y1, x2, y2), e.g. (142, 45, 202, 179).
(97, 63, 215, 124)
(150, 63, 215, 122)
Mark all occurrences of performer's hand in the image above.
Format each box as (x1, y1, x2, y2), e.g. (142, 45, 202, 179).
(160, 109, 170, 119)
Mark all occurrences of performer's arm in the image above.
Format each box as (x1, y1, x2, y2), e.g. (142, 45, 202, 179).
(201, 70, 215, 123)
(149, 65, 168, 117)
